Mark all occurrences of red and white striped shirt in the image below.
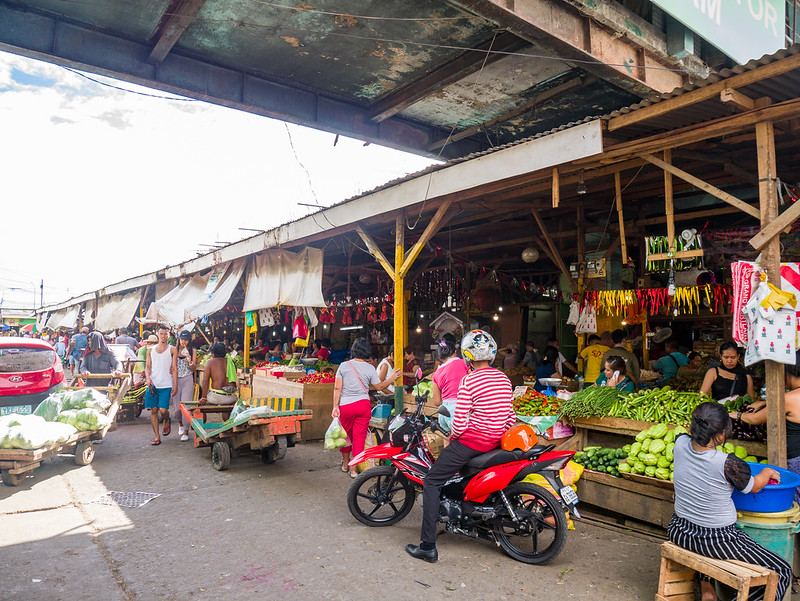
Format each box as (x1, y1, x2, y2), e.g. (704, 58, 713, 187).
(452, 367, 515, 452)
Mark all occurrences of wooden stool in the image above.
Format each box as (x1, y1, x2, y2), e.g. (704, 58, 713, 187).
(656, 541, 779, 601)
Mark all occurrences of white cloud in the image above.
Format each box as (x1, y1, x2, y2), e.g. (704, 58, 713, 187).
(0, 51, 438, 310)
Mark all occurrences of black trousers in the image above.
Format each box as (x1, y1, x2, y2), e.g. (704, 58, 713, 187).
(420, 440, 483, 544)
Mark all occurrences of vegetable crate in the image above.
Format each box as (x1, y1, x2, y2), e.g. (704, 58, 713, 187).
(180, 401, 311, 471)
(0, 374, 128, 486)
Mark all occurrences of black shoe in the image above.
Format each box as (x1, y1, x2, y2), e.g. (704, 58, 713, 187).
(405, 544, 438, 563)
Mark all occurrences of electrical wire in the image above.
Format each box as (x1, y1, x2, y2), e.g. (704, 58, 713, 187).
(593, 164, 646, 254)
(61, 67, 198, 101)
(248, 0, 482, 23)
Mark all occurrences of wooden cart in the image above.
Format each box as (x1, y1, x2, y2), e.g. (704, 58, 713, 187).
(0, 374, 129, 486)
(180, 400, 312, 471)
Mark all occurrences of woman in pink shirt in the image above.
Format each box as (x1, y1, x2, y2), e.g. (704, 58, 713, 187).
(431, 333, 468, 432)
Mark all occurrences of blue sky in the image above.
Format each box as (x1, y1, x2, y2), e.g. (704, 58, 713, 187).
(0, 50, 437, 310)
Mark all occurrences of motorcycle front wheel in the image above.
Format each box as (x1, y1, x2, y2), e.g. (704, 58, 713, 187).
(347, 465, 416, 527)
(492, 482, 568, 564)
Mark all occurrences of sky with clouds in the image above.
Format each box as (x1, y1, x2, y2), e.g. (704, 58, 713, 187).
(0, 50, 437, 311)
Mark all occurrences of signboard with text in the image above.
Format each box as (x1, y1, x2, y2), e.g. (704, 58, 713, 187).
(652, 0, 785, 64)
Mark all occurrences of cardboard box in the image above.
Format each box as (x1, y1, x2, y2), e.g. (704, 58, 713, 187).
(251, 373, 333, 440)
(403, 393, 439, 417)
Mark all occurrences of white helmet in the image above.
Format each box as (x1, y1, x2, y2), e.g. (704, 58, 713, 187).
(461, 330, 497, 364)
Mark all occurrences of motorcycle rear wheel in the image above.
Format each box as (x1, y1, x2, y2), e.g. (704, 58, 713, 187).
(492, 482, 568, 565)
(347, 466, 415, 527)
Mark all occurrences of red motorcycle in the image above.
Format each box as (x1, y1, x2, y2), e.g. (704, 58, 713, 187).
(346, 392, 579, 564)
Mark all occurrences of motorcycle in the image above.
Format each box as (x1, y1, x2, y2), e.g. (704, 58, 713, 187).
(346, 387, 580, 564)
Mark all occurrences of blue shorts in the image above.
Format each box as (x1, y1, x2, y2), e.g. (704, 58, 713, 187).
(145, 387, 171, 409)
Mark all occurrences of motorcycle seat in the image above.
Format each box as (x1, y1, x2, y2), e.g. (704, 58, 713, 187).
(465, 445, 550, 471)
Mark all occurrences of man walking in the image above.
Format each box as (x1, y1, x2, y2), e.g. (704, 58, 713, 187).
(145, 325, 177, 446)
(116, 327, 137, 352)
(67, 326, 89, 377)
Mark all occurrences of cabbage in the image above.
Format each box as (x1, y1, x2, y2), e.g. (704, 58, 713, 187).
(63, 389, 111, 411)
(0, 414, 46, 428)
(34, 396, 64, 422)
(0, 425, 11, 449)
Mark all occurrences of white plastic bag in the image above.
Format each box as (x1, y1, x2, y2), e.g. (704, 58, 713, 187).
(323, 417, 349, 451)
(566, 301, 580, 326)
(575, 304, 597, 334)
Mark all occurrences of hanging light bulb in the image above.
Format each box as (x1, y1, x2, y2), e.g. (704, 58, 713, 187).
(576, 169, 587, 195)
(415, 325, 422, 333)
(492, 314, 500, 321)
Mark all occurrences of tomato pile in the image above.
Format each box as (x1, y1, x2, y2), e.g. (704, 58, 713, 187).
(513, 388, 560, 416)
(253, 361, 282, 369)
(296, 373, 335, 384)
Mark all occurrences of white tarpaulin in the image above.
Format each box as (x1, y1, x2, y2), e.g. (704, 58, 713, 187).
(93, 291, 143, 332)
(243, 248, 325, 311)
(45, 305, 80, 330)
(143, 260, 244, 327)
(36, 311, 50, 333)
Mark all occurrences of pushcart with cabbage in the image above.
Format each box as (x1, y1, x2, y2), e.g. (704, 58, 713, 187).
(0, 373, 129, 485)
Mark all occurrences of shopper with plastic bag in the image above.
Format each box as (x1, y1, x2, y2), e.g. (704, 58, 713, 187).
(332, 338, 400, 478)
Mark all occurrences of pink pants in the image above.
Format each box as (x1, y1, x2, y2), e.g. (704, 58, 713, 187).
(338, 399, 371, 456)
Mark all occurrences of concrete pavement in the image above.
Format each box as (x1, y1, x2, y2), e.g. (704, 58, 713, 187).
(2, 417, 672, 600)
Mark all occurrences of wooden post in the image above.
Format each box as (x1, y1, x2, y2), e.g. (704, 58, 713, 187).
(552, 168, 560, 208)
(394, 214, 406, 415)
(756, 108, 787, 468)
(576, 205, 586, 367)
(663, 149, 675, 253)
(243, 267, 250, 371)
(614, 171, 628, 263)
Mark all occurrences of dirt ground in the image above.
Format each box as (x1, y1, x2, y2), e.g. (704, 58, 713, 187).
(0, 417, 755, 601)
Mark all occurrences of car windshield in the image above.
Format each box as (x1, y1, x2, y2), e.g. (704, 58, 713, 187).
(0, 347, 56, 373)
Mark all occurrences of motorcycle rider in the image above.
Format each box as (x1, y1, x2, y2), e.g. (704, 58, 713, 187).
(406, 330, 515, 563)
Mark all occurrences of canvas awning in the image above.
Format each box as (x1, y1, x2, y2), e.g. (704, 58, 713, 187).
(93, 290, 143, 332)
(142, 260, 245, 327)
(243, 248, 325, 311)
(44, 305, 80, 330)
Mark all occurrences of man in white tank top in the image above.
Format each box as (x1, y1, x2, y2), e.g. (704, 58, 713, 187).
(145, 324, 177, 445)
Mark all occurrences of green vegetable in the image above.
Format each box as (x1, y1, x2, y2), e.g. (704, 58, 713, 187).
(665, 443, 674, 462)
(645, 466, 657, 477)
(655, 467, 670, 480)
(33, 396, 63, 422)
(723, 442, 735, 454)
(633, 461, 646, 474)
(629, 442, 642, 456)
(744, 455, 757, 463)
(649, 439, 666, 455)
(635, 429, 650, 442)
(649, 423, 668, 440)
(664, 429, 676, 444)
(622, 444, 631, 454)
(641, 438, 652, 452)
(640, 453, 659, 466)
(657, 456, 671, 469)
(760, 459, 769, 464)
(733, 446, 748, 459)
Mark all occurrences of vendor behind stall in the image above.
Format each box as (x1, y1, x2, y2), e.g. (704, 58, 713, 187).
(81, 331, 122, 385)
(677, 352, 705, 379)
(651, 339, 688, 383)
(699, 342, 754, 400)
(200, 342, 237, 405)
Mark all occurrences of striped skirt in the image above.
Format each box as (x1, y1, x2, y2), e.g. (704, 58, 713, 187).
(667, 514, 791, 601)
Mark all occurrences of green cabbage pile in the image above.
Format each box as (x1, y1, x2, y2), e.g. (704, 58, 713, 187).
(0, 414, 77, 450)
(56, 408, 110, 432)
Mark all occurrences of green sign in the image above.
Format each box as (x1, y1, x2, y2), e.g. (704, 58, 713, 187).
(652, 0, 785, 64)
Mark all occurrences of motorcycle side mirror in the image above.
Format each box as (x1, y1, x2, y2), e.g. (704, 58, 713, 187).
(437, 405, 451, 417)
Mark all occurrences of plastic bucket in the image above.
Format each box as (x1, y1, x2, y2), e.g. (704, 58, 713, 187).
(738, 504, 800, 524)
(731, 463, 800, 513)
(735, 519, 800, 568)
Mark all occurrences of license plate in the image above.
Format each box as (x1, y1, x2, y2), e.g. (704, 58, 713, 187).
(560, 485, 578, 505)
(0, 405, 32, 416)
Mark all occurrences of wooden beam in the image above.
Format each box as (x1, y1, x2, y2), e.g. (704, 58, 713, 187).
(607, 52, 800, 131)
(639, 153, 762, 219)
(393, 214, 405, 414)
(663, 149, 675, 253)
(647, 249, 704, 261)
(552, 168, 560, 208)
(756, 111, 787, 468)
(370, 31, 528, 123)
(720, 88, 756, 112)
(532, 208, 575, 292)
(354, 226, 395, 280)
(749, 201, 800, 251)
(398, 199, 454, 278)
(148, 0, 208, 64)
(602, 97, 800, 162)
(614, 171, 628, 263)
(427, 75, 595, 150)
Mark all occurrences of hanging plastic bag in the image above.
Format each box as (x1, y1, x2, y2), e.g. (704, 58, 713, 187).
(566, 301, 580, 326)
(357, 431, 379, 472)
(575, 304, 597, 334)
(323, 417, 349, 451)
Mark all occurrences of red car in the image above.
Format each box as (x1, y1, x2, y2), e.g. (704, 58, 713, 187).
(0, 337, 66, 415)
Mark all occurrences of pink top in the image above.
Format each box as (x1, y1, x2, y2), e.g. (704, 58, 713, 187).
(432, 357, 469, 401)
